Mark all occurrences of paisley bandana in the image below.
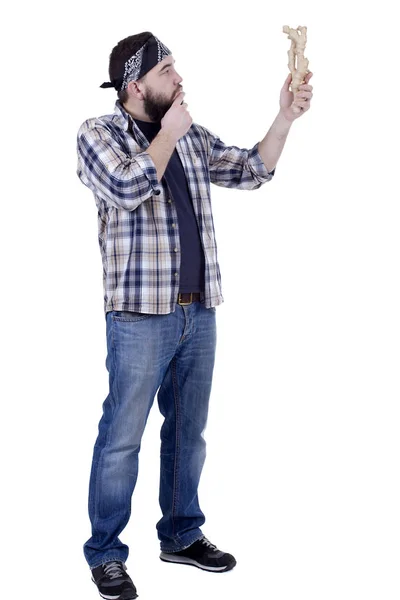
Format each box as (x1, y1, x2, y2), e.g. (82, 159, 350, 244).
(100, 34, 172, 92)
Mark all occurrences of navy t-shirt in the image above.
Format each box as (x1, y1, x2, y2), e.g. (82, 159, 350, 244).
(134, 118, 205, 295)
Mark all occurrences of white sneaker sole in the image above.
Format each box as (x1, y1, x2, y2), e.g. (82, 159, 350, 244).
(159, 552, 236, 572)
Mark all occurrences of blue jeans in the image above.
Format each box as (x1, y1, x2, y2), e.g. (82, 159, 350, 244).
(83, 300, 217, 569)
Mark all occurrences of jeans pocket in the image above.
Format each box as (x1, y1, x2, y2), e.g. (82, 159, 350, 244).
(112, 310, 153, 322)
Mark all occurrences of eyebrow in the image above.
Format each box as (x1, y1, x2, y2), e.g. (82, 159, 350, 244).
(159, 60, 175, 73)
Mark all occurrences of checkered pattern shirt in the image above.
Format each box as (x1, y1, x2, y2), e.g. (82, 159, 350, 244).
(76, 100, 275, 314)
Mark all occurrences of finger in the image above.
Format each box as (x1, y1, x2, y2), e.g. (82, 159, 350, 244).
(296, 91, 312, 99)
(174, 91, 186, 104)
(294, 100, 310, 109)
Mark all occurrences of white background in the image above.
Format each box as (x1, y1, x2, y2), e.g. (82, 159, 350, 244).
(2, 1, 400, 598)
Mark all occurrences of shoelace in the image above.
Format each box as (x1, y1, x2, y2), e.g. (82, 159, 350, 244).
(103, 561, 126, 580)
(200, 536, 217, 550)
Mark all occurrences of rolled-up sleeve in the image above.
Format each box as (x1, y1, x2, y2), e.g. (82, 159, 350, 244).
(200, 125, 275, 190)
(76, 119, 162, 210)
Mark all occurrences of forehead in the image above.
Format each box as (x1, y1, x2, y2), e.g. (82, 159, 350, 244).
(158, 55, 175, 68)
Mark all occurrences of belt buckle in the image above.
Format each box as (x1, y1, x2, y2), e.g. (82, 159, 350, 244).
(178, 292, 193, 306)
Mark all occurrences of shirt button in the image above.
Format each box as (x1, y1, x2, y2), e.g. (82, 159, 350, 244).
(174, 247, 178, 252)
(174, 272, 178, 277)
(172, 223, 176, 228)
(168, 199, 172, 203)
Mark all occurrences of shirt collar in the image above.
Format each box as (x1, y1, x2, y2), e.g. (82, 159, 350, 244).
(114, 99, 164, 149)
(114, 99, 154, 150)
(114, 99, 134, 132)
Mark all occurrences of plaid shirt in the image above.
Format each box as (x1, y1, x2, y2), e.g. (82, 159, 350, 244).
(76, 99, 275, 315)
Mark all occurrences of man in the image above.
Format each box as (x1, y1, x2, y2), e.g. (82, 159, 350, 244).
(76, 31, 313, 600)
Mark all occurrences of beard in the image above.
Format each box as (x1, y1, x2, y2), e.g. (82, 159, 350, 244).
(142, 87, 178, 123)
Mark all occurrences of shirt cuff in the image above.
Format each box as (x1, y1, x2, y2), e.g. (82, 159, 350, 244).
(134, 150, 163, 195)
(248, 143, 276, 182)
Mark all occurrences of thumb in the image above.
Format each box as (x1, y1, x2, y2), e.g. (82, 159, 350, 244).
(284, 73, 292, 87)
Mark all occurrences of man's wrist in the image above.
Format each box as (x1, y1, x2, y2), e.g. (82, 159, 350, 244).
(275, 110, 295, 134)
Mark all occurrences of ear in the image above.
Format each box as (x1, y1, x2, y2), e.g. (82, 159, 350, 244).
(128, 80, 144, 98)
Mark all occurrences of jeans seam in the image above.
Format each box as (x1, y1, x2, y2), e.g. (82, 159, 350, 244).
(171, 356, 180, 540)
(92, 325, 117, 533)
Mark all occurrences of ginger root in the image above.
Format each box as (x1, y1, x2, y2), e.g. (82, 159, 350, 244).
(282, 25, 310, 114)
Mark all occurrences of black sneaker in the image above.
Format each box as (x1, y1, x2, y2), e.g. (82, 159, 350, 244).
(159, 535, 237, 572)
(90, 560, 138, 599)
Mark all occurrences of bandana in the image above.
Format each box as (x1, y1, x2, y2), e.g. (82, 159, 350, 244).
(100, 34, 172, 92)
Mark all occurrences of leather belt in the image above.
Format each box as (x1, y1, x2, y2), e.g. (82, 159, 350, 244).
(177, 292, 201, 306)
